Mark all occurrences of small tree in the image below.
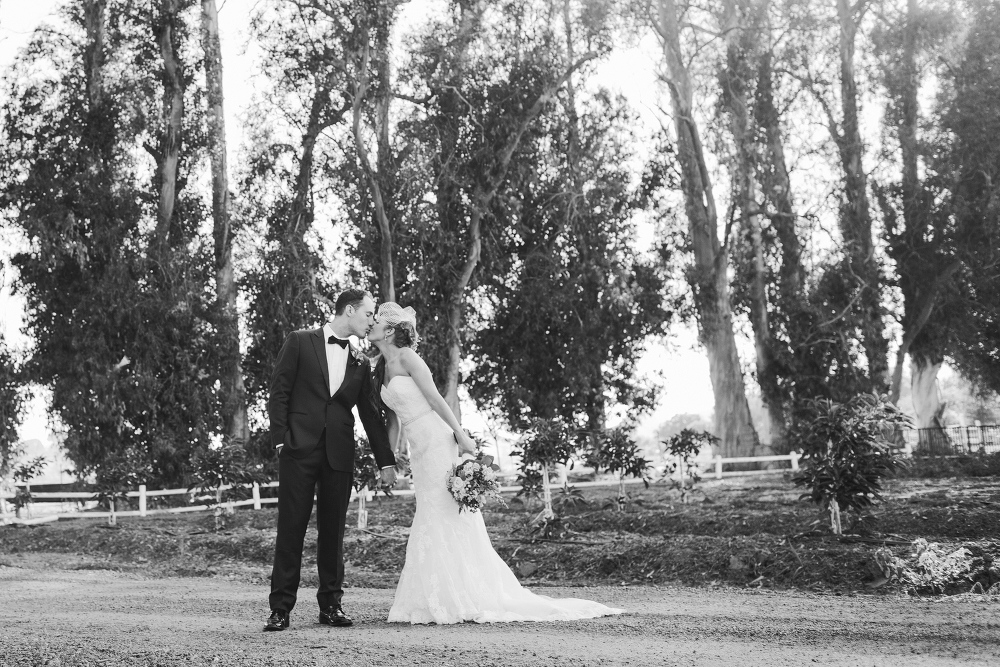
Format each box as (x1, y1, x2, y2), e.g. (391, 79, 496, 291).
(93, 450, 150, 527)
(790, 394, 911, 535)
(587, 427, 652, 511)
(513, 418, 579, 521)
(189, 441, 264, 530)
(10, 456, 47, 519)
(353, 437, 381, 530)
(662, 429, 717, 503)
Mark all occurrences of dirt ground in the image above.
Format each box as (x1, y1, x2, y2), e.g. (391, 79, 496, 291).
(2, 560, 999, 667)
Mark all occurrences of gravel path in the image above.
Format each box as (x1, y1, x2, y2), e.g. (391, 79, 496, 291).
(2, 559, 999, 666)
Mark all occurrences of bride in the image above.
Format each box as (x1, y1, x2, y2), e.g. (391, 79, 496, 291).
(367, 302, 624, 624)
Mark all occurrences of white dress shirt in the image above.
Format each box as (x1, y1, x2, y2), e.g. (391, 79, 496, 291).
(323, 323, 350, 395)
(321, 323, 392, 472)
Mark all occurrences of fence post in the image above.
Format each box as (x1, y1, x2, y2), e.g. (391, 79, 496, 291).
(252, 482, 261, 510)
(139, 484, 147, 517)
(715, 455, 723, 480)
(789, 451, 799, 472)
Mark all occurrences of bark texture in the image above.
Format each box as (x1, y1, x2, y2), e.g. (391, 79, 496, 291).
(153, 0, 185, 258)
(835, 0, 887, 391)
(910, 356, 944, 429)
(201, 0, 248, 443)
(655, 0, 760, 457)
(351, 4, 396, 303)
(720, 0, 781, 442)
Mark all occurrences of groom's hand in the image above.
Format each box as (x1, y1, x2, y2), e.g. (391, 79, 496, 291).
(379, 466, 397, 489)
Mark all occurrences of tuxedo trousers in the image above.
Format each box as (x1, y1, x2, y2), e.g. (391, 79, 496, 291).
(268, 434, 353, 613)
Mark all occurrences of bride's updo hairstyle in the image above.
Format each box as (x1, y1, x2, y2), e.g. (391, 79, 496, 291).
(371, 303, 419, 417)
(378, 302, 420, 349)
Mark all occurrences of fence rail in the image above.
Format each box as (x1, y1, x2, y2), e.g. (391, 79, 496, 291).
(900, 425, 1000, 456)
(0, 451, 803, 525)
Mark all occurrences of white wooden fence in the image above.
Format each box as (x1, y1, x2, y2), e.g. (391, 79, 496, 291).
(0, 451, 801, 525)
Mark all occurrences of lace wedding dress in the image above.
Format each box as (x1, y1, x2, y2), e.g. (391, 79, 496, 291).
(382, 375, 624, 624)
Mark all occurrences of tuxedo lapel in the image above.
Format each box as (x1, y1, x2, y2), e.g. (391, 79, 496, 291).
(332, 345, 359, 399)
(309, 328, 330, 394)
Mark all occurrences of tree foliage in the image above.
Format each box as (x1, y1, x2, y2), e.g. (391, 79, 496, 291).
(1, 1, 227, 487)
(0, 333, 31, 476)
(469, 88, 670, 432)
(790, 393, 910, 534)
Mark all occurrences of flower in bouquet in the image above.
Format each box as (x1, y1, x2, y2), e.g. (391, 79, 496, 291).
(447, 452, 507, 513)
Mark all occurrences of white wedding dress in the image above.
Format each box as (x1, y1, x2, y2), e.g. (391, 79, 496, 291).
(382, 375, 624, 624)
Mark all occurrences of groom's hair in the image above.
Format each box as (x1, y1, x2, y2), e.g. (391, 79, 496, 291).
(334, 288, 372, 315)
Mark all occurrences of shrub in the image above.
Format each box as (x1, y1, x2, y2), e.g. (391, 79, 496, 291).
(586, 427, 652, 510)
(188, 441, 265, 530)
(789, 393, 910, 534)
(874, 539, 980, 593)
(93, 448, 152, 526)
(513, 418, 580, 520)
(662, 429, 717, 503)
(9, 456, 47, 516)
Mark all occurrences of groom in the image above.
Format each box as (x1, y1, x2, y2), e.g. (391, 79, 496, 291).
(264, 288, 396, 631)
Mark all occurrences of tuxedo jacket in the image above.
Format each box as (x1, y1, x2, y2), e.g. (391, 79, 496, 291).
(267, 327, 395, 473)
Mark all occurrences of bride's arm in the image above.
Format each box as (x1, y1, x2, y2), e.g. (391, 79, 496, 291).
(399, 349, 477, 454)
(386, 409, 403, 456)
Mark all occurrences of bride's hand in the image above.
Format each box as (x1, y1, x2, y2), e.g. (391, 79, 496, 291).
(455, 431, 477, 456)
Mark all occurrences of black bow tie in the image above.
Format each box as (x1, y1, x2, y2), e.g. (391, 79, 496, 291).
(327, 335, 349, 348)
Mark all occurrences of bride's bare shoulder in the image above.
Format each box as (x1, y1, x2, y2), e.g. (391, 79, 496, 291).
(398, 347, 428, 368)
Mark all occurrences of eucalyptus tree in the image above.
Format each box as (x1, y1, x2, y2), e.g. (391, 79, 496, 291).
(870, 0, 1000, 427)
(786, 0, 888, 394)
(201, 0, 248, 443)
(346, 0, 403, 303)
(241, 0, 358, 414)
(382, 0, 597, 419)
(870, 0, 961, 427)
(641, 0, 761, 457)
(935, 0, 1000, 401)
(1, 0, 223, 485)
(468, 0, 670, 437)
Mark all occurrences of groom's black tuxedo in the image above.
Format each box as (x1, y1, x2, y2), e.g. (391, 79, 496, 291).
(267, 326, 395, 614)
(267, 327, 394, 471)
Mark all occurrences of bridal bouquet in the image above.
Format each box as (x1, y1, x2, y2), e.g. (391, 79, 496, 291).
(447, 452, 507, 513)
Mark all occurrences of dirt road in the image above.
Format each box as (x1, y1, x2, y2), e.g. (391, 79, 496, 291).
(1, 559, 998, 666)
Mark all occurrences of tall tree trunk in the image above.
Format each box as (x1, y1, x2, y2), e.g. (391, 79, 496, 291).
(754, 46, 814, 443)
(720, 0, 782, 443)
(885, 0, 961, 404)
(910, 354, 943, 429)
(563, 0, 605, 438)
(290, 74, 347, 250)
(351, 8, 396, 303)
(83, 0, 107, 112)
(888, 0, 922, 403)
(836, 0, 887, 391)
(654, 0, 760, 457)
(153, 0, 184, 258)
(201, 0, 248, 444)
(433, 0, 487, 418)
(755, 50, 805, 299)
(82, 0, 110, 171)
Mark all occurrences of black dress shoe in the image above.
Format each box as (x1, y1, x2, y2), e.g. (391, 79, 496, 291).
(264, 609, 289, 631)
(319, 605, 353, 627)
